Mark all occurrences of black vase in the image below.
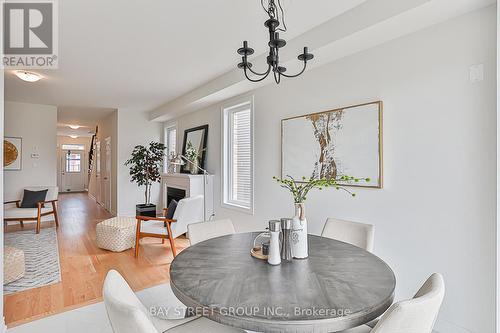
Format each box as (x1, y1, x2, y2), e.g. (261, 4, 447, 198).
(136, 204, 156, 217)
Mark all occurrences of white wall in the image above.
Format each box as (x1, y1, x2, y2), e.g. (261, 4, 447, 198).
(4, 102, 57, 201)
(497, 4, 500, 333)
(100, 111, 118, 215)
(88, 110, 118, 214)
(1, 69, 5, 331)
(171, 7, 496, 333)
(117, 109, 163, 216)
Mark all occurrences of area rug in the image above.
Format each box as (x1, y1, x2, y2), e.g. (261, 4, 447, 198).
(4, 227, 62, 294)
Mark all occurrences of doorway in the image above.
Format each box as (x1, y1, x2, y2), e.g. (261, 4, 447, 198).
(60, 145, 86, 192)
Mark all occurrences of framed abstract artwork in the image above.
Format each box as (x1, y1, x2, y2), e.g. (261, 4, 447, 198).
(4, 137, 22, 171)
(281, 101, 383, 188)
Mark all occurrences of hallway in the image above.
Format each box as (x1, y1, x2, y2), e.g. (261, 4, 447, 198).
(4, 193, 188, 327)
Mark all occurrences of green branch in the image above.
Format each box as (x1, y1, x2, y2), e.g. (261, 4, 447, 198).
(272, 175, 370, 203)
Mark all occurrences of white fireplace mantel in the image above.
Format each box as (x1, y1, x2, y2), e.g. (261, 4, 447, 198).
(161, 173, 214, 220)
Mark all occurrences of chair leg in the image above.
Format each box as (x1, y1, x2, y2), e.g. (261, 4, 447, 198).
(168, 235, 176, 257)
(20, 221, 24, 228)
(166, 223, 177, 257)
(135, 236, 140, 258)
(135, 219, 141, 258)
(52, 202, 60, 228)
(36, 204, 42, 234)
(36, 217, 41, 234)
(162, 239, 165, 244)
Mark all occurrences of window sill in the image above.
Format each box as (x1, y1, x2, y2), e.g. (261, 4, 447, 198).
(221, 202, 254, 215)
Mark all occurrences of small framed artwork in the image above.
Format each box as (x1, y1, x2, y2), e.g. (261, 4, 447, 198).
(281, 101, 383, 188)
(4, 137, 22, 171)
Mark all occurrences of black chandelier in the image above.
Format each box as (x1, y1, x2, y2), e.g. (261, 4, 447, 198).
(237, 0, 314, 84)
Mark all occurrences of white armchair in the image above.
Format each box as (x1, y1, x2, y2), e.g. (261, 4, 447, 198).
(170, 195, 205, 239)
(135, 196, 204, 258)
(4, 186, 59, 234)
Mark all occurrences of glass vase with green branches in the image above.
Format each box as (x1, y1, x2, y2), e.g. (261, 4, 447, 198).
(273, 174, 370, 259)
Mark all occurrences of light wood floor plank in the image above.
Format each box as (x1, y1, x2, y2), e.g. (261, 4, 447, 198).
(4, 192, 189, 327)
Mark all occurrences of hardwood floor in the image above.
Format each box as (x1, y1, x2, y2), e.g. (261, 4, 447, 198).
(3, 192, 189, 327)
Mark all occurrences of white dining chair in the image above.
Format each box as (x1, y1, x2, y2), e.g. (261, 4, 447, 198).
(321, 218, 374, 252)
(187, 219, 236, 245)
(340, 273, 445, 333)
(103, 270, 245, 333)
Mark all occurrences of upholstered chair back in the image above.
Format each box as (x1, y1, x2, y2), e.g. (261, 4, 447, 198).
(103, 270, 159, 333)
(321, 218, 374, 252)
(371, 273, 445, 333)
(171, 195, 204, 239)
(188, 219, 236, 245)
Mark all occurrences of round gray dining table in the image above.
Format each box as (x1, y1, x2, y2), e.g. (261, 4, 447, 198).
(170, 232, 395, 333)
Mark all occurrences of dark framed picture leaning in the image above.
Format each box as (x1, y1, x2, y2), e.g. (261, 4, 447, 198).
(180, 124, 208, 174)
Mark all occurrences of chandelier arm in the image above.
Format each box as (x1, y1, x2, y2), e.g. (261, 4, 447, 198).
(247, 64, 272, 76)
(279, 61, 307, 78)
(244, 66, 271, 82)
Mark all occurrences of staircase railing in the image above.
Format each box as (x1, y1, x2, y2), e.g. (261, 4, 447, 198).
(88, 125, 98, 185)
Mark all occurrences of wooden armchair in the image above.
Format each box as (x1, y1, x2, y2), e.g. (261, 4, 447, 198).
(4, 186, 60, 234)
(135, 211, 176, 258)
(135, 195, 204, 258)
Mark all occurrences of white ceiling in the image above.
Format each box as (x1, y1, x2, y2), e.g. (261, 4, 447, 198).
(57, 125, 95, 138)
(149, 0, 496, 120)
(5, 0, 367, 112)
(57, 106, 116, 137)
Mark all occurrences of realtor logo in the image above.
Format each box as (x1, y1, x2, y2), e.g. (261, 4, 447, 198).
(2, 0, 58, 68)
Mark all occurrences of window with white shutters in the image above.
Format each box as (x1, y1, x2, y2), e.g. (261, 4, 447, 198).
(164, 125, 177, 172)
(222, 98, 254, 213)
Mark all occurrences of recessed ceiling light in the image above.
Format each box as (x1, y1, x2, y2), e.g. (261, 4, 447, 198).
(69, 125, 80, 129)
(69, 135, 78, 139)
(14, 70, 42, 82)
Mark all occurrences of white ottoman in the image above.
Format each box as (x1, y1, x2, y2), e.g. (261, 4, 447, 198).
(96, 217, 137, 252)
(4, 246, 25, 285)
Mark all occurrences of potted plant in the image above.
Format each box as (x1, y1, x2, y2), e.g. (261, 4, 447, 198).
(125, 142, 166, 217)
(273, 175, 370, 259)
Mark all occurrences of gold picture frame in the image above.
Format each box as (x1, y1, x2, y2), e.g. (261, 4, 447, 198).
(281, 101, 383, 188)
(4, 136, 23, 171)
